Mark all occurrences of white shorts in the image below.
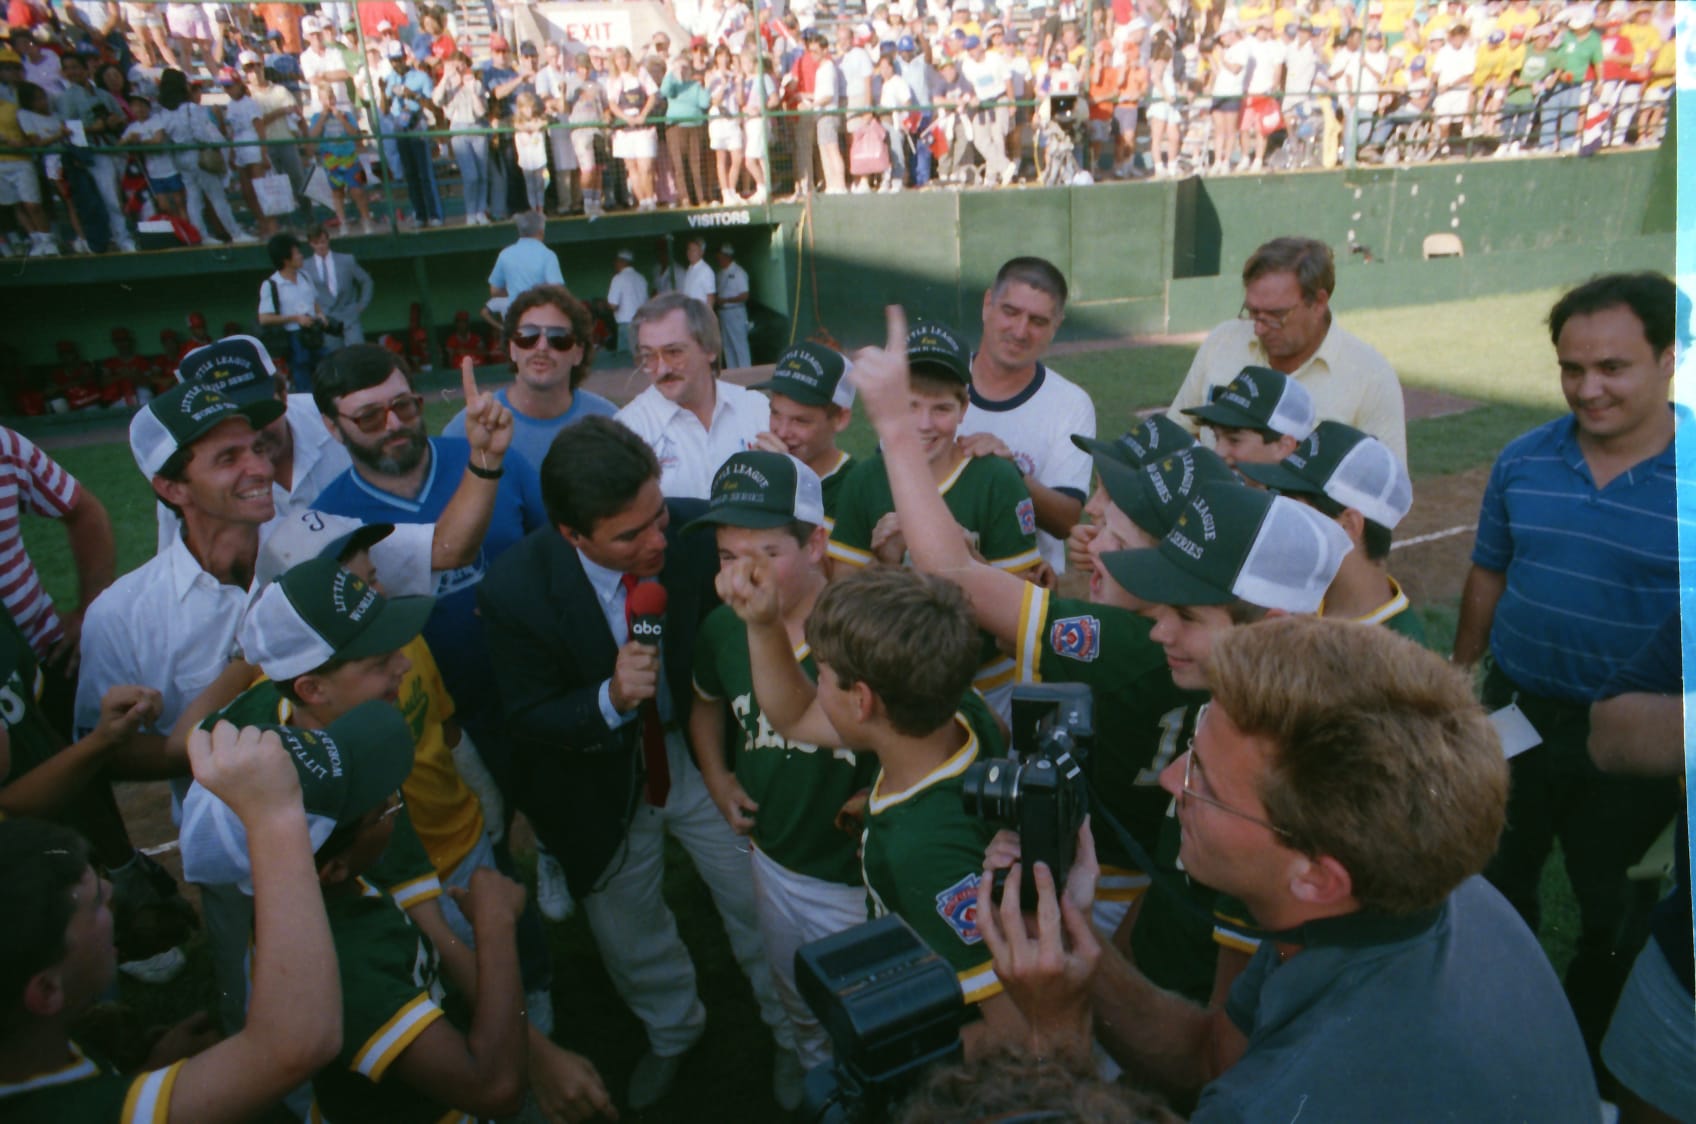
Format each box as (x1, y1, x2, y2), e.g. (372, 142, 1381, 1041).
(125, 2, 164, 27)
(612, 126, 657, 160)
(233, 143, 264, 167)
(744, 117, 767, 157)
(1148, 102, 1182, 124)
(0, 160, 41, 206)
(708, 117, 743, 150)
(570, 127, 599, 170)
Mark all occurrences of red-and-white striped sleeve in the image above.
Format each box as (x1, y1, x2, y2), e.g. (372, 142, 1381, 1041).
(0, 427, 80, 656)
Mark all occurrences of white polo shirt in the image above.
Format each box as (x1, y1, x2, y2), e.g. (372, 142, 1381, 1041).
(258, 270, 320, 331)
(615, 380, 770, 499)
(681, 259, 717, 305)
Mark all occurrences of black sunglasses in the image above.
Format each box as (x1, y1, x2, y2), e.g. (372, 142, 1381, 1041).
(512, 325, 578, 352)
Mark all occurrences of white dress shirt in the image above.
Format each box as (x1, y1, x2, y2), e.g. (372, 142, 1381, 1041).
(614, 380, 770, 499)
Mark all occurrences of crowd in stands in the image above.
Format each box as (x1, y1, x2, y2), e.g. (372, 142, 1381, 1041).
(0, 0, 1675, 254)
(0, 234, 1686, 1122)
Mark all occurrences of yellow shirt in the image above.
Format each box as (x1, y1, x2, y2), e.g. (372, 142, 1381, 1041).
(1378, 0, 1419, 35)
(1423, 12, 1457, 41)
(1236, 0, 1273, 27)
(1619, 23, 1662, 69)
(0, 102, 26, 163)
(1495, 5, 1541, 39)
(394, 636, 484, 877)
(1473, 43, 1511, 86)
(1647, 39, 1674, 91)
(1272, 3, 1302, 35)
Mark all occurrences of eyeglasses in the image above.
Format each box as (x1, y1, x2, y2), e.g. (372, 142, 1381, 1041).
(1178, 705, 1290, 837)
(636, 344, 695, 373)
(1237, 302, 1302, 329)
(338, 392, 424, 435)
(512, 325, 579, 352)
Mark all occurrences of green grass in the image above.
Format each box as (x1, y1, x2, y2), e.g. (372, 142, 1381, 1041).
(26, 288, 1583, 1118)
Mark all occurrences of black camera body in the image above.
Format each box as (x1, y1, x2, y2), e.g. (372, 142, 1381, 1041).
(960, 683, 1093, 912)
(795, 915, 967, 1123)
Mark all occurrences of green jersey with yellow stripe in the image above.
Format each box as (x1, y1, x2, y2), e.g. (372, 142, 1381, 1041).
(0, 607, 64, 794)
(209, 685, 442, 912)
(817, 450, 855, 535)
(0, 1045, 184, 1123)
(693, 604, 877, 886)
(312, 877, 464, 1124)
(1318, 577, 1430, 648)
(830, 452, 1039, 693)
(1010, 585, 1208, 904)
(861, 693, 1007, 1006)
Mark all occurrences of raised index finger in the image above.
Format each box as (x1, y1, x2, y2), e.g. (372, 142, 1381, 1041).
(883, 304, 908, 357)
(460, 354, 478, 405)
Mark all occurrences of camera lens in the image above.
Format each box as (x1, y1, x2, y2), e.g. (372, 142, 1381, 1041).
(960, 760, 1021, 823)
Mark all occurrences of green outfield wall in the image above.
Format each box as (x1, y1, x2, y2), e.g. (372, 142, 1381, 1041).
(3, 146, 1671, 372)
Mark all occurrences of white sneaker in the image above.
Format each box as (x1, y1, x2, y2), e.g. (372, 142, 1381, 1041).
(71, 237, 92, 254)
(722, 189, 741, 205)
(426, 217, 443, 228)
(114, 237, 137, 253)
(536, 850, 574, 921)
(850, 181, 870, 194)
(231, 229, 258, 244)
(746, 188, 767, 204)
(119, 946, 188, 984)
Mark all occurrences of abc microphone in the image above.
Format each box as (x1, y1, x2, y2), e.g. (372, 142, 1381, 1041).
(628, 581, 668, 649)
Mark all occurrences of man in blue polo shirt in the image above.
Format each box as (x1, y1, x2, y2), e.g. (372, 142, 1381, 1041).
(1452, 271, 1681, 1063)
(487, 211, 565, 320)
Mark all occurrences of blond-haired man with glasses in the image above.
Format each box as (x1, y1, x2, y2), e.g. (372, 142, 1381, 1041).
(1166, 236, 1406, 464)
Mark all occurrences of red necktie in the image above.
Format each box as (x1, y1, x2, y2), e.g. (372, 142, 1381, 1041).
(621, 573, 671, 807)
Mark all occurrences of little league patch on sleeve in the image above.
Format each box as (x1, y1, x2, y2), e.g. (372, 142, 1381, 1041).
(935, 873, 983, 945)
(1050, 615, 1102, 662)
(1016, 498, 1036, 537)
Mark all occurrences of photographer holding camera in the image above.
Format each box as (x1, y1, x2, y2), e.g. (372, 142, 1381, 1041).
(978, 616, 1601, 1122)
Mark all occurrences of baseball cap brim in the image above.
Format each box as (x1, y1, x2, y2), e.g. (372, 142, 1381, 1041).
(1101, 546, 1235, 607)
(1236, 460, 1322, 497)
(684, 505, 797, 533)
(1070, 433, 1133, 468)
(1180, 398, 1265, 430)
(333, 593, 435, 664)
(750, 376, 832, 408)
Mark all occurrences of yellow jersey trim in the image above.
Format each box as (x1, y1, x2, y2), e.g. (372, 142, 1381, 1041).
(120, 1061, 183, 1124)
(867, 715, 979, 814)
(353, 992, 446, 1080)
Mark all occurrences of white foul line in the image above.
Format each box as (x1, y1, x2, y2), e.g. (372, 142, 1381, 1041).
(1392, 525, 1472, 551)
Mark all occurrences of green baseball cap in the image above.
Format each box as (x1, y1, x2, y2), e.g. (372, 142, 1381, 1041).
(685, 450, 827, 532)
(130, 380, 286, 478)
(906, 319, 972, 384)
(176, 334, 279, 406)
(1069, 414, 1196, 469)
(1101, 480, 1351, 613)
(178, 699, 417, 890)
(1180, 365, 1317, 440)
(239, 556, 435, 681)
(1236, 421, 1414, 531)
(751, 342, 856, 409)
(1108, 447, 1239, 541)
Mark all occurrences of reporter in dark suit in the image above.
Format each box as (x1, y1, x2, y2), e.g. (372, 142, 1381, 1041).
(305, 225, 374, 346)
(479, 416, 793, 1110)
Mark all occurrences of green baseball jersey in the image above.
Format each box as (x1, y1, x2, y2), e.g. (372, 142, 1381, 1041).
(829, 452, 1040, 692)
(0, 608, 63, 792)
(1011, 585, 1209, 896)
(208, 685, 442, 911)
(818, 451, 855, 534)
(313, 877, 463, 1124)
(1320, 577, 1430, 649)
(861, 692, 1007, 1005)
(0, 1044, 183, 1123)
(693, 605, 877, 886)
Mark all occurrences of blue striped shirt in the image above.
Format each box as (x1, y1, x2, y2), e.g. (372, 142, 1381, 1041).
(1472, 413, 1678, 704)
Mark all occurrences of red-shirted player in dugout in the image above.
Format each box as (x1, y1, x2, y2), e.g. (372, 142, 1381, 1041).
(181, 311, 216, 358)
(100, 327, 149, 407)
(150, 330, 185, 396)
(444, 310, 489, 369)
(49, 341, 102, 412)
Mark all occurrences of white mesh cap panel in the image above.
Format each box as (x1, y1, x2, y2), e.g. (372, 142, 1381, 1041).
(238, 581, 339, 682)
(129, 407, 177, 477)
(1324, 438, 1413, 529)
(1267, 378, 1318, 441)
(790, 454, 828, 526)
(1232, 495, 1353, 613)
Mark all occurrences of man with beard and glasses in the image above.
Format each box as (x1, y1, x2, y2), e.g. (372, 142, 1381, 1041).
(311, 345, 546, 817)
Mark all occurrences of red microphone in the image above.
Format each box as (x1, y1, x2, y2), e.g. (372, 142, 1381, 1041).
(628, 582, 668, 648)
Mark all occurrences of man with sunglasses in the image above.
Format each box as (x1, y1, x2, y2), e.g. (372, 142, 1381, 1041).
(980, 616, 1600, 1123)
(444, 284, 616, 470)
(1166, 236, 1406, 464)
